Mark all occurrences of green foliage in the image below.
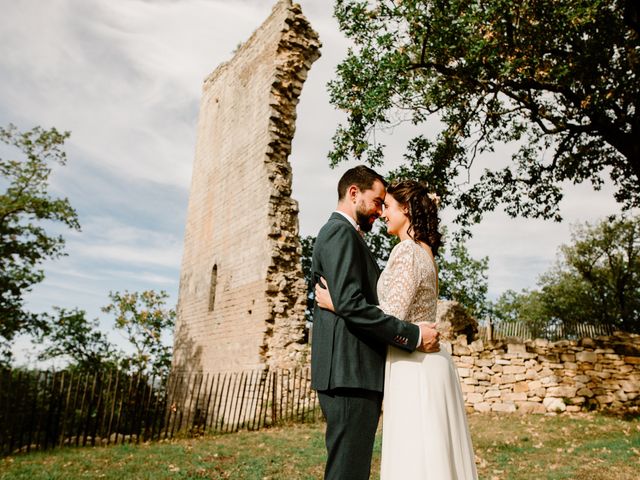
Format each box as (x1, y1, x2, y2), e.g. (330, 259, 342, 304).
(102, 290, 176, 377)
(439, 238, 490, 319)
(364, 221, 399, 269)
(492, 288, 551, 338)
(37, 307, 118, 371)
(330, 0, 640, 231)
(0, 124, 80, 363)
(494, 215, 640, 333)
(35, 290, 176, 375)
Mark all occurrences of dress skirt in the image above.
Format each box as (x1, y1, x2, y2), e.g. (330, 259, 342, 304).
(380, 343, 478, 480)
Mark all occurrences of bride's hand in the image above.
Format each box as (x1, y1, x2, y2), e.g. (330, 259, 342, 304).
(314, 276, 335, 312)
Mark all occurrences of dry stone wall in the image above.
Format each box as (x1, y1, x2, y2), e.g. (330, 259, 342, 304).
(172, 0, 320, 375)
(450, 332, 640, 413)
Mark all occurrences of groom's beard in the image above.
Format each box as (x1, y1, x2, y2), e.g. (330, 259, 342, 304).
(355, 205, 377, 233)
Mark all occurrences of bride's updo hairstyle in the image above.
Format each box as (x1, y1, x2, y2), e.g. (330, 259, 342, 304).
(386, 180, 442, 256)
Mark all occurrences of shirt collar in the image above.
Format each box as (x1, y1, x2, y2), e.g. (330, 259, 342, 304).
(334, 210, 359, 231)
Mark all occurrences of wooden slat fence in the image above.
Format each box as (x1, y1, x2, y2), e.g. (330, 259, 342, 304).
(0, 366, 319, 456)
(478, 321, 616, 342)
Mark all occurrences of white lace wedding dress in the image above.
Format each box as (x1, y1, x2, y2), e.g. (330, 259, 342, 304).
(378, 240, 478, 480)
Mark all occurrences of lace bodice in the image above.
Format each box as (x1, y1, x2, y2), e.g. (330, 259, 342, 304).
(377, 239, 438, 324)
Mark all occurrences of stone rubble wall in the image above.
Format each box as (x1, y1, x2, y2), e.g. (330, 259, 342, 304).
(172, 0, 320, 375)
(451, 332, 640, 413)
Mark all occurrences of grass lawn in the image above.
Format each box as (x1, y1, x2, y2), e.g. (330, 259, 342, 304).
(1, 412, 638, 479)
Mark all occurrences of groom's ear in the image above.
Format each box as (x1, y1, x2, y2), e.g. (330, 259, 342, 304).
(347, 184, 359, 203)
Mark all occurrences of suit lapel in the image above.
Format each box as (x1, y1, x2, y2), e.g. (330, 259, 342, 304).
(329, 213, 381, 276)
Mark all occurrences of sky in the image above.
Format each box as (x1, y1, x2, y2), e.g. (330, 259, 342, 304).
(0, 0, 627, 366)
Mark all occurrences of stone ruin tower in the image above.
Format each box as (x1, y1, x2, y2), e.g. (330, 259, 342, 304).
(172, 1, 321, 375)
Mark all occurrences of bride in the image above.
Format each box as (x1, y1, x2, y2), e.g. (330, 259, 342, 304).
(315, 180, 478, 480)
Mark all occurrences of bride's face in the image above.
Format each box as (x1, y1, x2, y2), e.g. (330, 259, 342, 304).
(382, 193, 409, 236)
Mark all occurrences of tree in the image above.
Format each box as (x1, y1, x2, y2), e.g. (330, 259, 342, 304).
(494, 215, 640, 333)
(0, 124, 79, 362)
(102, 290, 176, 377)
(329, 0, 640, 231)
(439, 239, 490, 319)
(492, 288, 551, 339)
(37, 307, 118, 371)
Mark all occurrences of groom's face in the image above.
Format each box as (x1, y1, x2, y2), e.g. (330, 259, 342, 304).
(354, 179, 386, 233)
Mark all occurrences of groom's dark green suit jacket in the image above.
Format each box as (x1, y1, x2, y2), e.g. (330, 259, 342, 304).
(310, 213, 421, 392)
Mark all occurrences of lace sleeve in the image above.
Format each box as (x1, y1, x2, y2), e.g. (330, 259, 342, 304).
(379, 242, 419, 320)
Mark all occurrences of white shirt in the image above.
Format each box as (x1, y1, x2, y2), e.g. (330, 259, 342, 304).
(335, 210, 358, 230)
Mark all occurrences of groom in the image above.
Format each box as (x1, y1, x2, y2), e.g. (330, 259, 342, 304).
(310, 165, 440, 480)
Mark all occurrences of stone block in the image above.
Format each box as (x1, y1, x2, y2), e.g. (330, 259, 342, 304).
(614, 390, 628, 402)
(620, 380, 639, 392)
(461, 383, 476, 393)
(460, 355, 475, 365)
(502, 392, 528, 402)
(473, 402, 492, 413)
(466, 393, 484, 404)
(595, 394, 614, 404)
(476, 358, 493, 367)
(543, 397, 566, 412)
(516, 401, 547, 414)
(576, 351, 598, 363)
(503, 365, 527, 375)
(507, 343, 527, 354)
(491, 403, 517, 413)
(513, 382, 530, 393)
(540, 375, 559, 386)
(527, 380, 542, 390)
(577, 387, 595, 398)
(546, 386, 578, 398)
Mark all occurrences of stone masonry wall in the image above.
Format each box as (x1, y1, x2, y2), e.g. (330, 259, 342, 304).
(172, 1, 321, 375)
(450, 332, 640, 413)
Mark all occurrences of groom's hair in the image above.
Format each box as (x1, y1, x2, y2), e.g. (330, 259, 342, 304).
(337, 165, 387, 200)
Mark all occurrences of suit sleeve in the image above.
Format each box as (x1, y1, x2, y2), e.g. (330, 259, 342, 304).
(315, 224, 419, 352)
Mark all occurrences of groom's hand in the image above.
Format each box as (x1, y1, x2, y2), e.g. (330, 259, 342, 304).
(417, 322, 440, 353)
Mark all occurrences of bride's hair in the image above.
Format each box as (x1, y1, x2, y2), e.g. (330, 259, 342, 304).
(386, 180, 442, 255)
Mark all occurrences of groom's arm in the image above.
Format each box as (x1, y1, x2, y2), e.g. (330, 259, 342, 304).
(315, 222, 420, 352)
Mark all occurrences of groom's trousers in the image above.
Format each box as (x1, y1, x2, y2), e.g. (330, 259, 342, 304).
(318, 387, 383, 480)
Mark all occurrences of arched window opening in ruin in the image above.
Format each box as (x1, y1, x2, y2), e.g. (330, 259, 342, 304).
(209, 264, 218, 312)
